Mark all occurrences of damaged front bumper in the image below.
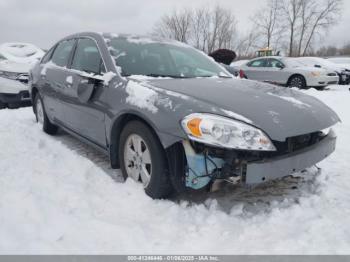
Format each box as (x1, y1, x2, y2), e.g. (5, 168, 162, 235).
(182, 130, 337, 189)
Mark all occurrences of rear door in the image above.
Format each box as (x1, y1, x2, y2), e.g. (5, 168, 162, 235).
(40, 39, 76, 121)
(60, 38, 107, 148)
(244, 59, 268, 81)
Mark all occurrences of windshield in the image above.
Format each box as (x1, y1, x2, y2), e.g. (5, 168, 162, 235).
(108, 38, 231, 78)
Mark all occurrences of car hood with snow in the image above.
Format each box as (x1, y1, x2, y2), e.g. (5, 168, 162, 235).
(135, 77, 340, 142)
(0, 60, 33, 74)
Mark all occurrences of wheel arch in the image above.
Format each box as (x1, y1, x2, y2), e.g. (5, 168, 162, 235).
(109, 111, 167, 169)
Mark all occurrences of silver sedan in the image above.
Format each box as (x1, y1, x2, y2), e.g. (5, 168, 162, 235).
(239, 57, 339, 89)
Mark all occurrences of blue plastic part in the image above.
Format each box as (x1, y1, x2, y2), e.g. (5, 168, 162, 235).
(182, 141, 224, 190)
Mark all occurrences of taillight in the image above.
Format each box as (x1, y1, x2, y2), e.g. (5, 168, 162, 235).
(239, 70, 245, 79)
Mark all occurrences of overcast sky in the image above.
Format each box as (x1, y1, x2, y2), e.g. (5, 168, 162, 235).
(1, 0, 349, 49)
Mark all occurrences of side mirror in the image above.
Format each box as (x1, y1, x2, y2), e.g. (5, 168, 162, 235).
(277, 64, 285, 70)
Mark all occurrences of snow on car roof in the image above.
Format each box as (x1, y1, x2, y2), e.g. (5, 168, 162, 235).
(100, 32, 191, 48)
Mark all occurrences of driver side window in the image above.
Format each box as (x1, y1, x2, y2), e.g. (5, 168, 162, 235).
(71, 38, 106, 75)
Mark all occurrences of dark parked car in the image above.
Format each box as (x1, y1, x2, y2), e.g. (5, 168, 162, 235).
(29, 32, 340, 199)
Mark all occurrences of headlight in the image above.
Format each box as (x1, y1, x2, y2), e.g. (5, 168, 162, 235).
(0, 70, 19, 80)
(181, 113, 276, 151)
(311, 71, 321, 77)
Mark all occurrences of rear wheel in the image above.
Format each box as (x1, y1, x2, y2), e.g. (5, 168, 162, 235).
(119, 121, 173, 199)
(288, 75, 306, 89)
(34, 93, 58, 135)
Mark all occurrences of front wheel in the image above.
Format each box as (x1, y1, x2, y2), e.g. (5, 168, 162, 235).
(34, 93, 58, 135)
(288, 75, 306, 89)
(119, 121, 173, 199)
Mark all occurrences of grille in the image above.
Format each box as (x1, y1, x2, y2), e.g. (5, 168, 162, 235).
(274, 132, 324, 154)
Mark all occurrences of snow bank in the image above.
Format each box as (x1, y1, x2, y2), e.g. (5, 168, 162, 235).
(0, 85, 350, 254)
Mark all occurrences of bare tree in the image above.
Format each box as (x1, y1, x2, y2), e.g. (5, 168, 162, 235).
(154, 9, 192, 43)
(153, 1, 343, 57)
(191, 7, 210, 51)
(236, 29, 261, 58)
(301, 0, 342, 55)
(297, 0, 316, 56)
(281, 0, 303, 56)
(253, 0, 283, 48)
(154, 5, 238, 54)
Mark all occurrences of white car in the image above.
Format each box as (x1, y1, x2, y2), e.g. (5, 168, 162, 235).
(239, 56, 339, 89)
(0, 77, 31, 109)
(297, 57, 350, 85)
(0, 43, 44, 83)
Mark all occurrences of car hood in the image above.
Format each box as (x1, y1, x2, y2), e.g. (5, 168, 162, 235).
(144, 77, 340, 141)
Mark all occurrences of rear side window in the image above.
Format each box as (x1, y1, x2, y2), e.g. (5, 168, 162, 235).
(71, 38, 105, 75)
(248, 59, 267, 67)
(51, 39, 75, 67)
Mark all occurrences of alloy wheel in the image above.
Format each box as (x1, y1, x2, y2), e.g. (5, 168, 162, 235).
(289, 77, 304, 88)
(123, 134, 152, 188)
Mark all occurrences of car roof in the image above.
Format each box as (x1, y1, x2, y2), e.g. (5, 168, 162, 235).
(250, 56, 283, 61)
(60, 32, 187, 47)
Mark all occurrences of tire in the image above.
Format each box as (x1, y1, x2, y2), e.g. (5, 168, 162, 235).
(34, 93, 58, 135)
(288, 75, 306, 89)
(119, 121, 174, 199)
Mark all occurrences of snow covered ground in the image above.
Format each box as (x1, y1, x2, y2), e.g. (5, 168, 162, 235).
(0, 85, 349, 254)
